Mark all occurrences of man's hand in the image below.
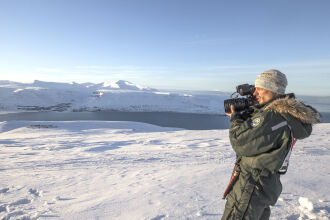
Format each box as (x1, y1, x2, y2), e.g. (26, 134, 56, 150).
(225, 105, 235, 118)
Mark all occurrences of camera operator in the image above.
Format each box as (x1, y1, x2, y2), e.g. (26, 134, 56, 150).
(222, 70, 320, 220)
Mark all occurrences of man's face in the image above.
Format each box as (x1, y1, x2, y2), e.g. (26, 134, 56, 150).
(253, 87, 278, 104)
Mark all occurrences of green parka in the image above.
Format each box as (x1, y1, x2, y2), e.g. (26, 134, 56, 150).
(222, 96, 320, 220)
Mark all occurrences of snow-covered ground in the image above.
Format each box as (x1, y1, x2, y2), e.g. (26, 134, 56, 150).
(0, 121, 329, 220)
(0, 80, 227, 114)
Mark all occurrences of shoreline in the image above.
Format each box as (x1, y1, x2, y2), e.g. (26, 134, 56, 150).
(0, 111, 329, 130)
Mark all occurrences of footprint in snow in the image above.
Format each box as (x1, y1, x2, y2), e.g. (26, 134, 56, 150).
(151, 214, 167, 220)
(55, 196, 75, 201)
(2, 211, 25, 219)
(10, 198, 31, 206)
(0, 188, 9, 193)
(29, 188, 42, 197)
(0, 204, 9, 213)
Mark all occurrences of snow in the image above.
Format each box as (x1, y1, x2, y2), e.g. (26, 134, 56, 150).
(0, 121, 329, 219)
(0, 79, 329, 219)
(0, 80, 227, 114)
(299, 197, 314, 212)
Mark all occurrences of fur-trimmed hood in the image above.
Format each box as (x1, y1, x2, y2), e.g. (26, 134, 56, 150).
(265, 97, 321, 124)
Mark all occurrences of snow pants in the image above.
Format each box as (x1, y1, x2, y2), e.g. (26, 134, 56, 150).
(221, 168, 282, 220)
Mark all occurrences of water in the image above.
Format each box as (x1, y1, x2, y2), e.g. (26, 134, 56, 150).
(0, 111, 230, 130)
(0, 111, 329, 130)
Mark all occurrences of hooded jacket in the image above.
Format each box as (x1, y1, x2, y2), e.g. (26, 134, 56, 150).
(229, 96, 320, 174)
(226, 96, 321, 210)
(223, 96, 321, 217)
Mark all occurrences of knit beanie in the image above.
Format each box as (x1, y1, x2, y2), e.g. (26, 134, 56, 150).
(255, 69, 288, 94)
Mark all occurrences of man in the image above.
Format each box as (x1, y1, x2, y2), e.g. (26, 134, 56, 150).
(222, 70, 320, 220)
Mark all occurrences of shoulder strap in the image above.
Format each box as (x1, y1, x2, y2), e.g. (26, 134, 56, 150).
(278, 124, 296, 174)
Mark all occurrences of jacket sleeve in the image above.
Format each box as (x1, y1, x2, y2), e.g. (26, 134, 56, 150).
(280, 113, 313, 140)
(229, 111, 288, 157)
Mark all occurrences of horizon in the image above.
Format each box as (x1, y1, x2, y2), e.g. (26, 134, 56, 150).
(2, 78, 330, 98)
(1, 0, 330, 96)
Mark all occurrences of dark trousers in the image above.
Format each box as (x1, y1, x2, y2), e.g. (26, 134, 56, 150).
(221, 169, 281, 220)
(222, 191, 271, 220)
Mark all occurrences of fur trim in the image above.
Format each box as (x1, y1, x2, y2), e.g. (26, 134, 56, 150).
(265, 97, 321, 124)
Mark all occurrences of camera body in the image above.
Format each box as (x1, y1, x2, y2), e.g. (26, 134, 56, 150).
(224, 84, 256, 114)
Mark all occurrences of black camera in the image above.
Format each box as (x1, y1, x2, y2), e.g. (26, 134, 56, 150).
(224, 84, 257, 114)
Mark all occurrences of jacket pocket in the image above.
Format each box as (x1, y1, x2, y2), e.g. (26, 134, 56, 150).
(255, 171, 282, 206)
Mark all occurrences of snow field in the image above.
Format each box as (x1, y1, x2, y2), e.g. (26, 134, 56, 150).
(0, 121, 329, 219)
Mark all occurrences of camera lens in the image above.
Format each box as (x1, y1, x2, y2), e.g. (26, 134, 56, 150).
(224, 98, 249, 113)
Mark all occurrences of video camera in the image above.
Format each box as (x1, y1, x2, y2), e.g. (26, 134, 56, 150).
(224, 84, 257, 115)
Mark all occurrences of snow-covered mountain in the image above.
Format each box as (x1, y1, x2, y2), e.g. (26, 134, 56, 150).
(1, 80, 328, 114)
(0, 80, 227, 114)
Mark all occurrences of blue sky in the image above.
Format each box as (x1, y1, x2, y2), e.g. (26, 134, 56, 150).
(1, 0, 330, 95)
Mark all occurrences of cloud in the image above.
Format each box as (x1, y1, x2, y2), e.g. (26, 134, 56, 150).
(208, 59, 330, 71)
(74, 66, 111, 70)
(73, 65, 172, 77)
(36, 68, 81, 74)
(32, 65, 175, 84)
